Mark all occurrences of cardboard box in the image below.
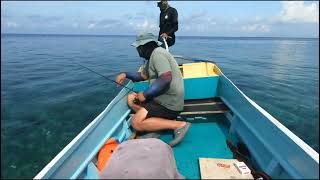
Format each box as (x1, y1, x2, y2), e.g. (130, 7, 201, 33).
(234, 161, 251, 175)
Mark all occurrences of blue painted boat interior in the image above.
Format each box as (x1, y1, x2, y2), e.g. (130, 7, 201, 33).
(161, 114, 234, 179)
(133, 76, 219, 100)
(217, 72, 319, 179)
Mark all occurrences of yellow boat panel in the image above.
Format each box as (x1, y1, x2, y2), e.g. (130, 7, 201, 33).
(182, 62, 219, 78)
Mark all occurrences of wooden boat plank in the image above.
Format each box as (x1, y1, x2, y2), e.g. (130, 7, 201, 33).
(180, 110, 229, 115)
(184, 97, 222, 105)
(184, 102, 223, 106)
(183, 103, 229, 112)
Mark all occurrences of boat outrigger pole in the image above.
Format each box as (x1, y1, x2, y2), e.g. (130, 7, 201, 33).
(73, 61, 135, 92)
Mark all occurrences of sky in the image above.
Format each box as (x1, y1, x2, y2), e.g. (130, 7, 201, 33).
(1, 1, 319, 38)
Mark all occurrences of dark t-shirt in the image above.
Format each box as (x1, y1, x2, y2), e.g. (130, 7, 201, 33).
(159, 7, 178, 46)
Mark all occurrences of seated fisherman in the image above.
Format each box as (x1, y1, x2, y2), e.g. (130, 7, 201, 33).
(115, 32, 190, 147)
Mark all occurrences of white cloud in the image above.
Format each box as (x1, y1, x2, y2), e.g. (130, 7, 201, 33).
(87, 23, 95, 29)
(210, 21, 217, 25)
(241, 24, 258, 32)
(241, 23, 270, 33)
(181, 12, 208, 24)
(237, 1, 318, 36)
(6, 21, 18, 28)
(131, 19, 157, 31)
(260, 24, 270, 32)
(180, 12, 219, 33)
(280, 1, 319, 23)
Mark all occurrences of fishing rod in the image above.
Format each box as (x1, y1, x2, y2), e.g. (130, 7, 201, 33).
(173, 55, 216, 64)
(72, 61, 135, 92)
(162, 36, 170, 52)
(162, 37, 216, 64)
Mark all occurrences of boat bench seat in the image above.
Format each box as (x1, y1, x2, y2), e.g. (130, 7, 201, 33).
(180, 98, 230, 115)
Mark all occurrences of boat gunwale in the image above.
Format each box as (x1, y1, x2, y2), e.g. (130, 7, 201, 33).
(217, 68, 319, 163)
(34, 83, 133, 179)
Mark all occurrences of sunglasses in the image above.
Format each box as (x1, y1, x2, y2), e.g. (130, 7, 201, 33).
(157, 2, 162, 7)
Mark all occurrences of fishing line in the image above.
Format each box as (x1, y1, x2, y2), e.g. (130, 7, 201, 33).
(69, 60, 139, 113)
(71, 60, 135, 92)
(173, 55, 216, 64)
(162, 38, 216, 64)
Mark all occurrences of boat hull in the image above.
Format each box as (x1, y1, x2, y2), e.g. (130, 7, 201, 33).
(34, 62, 319, 179)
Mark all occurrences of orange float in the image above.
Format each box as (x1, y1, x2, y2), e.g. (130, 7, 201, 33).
(97, 138, 119, 172)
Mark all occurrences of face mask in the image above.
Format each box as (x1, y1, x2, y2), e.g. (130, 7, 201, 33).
(137, 46, 146, 59)
(157, 2, 168, 11)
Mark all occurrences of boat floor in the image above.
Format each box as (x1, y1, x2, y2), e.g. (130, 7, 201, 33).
(159, 115, 234, 179)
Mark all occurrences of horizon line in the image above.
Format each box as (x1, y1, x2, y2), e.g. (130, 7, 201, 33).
(1, 33, 319, 39)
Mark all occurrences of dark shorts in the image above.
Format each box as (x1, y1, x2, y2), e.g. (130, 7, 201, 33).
(142, 101, 181, 120)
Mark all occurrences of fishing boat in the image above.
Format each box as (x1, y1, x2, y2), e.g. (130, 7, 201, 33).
(34, 56, 319, 179)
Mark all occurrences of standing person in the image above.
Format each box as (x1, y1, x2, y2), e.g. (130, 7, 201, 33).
(115, 32, 190, 147)
(157, 0, 178, 47)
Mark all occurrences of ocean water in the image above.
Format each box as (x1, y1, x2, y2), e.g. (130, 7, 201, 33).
(1, 34, 319, 178)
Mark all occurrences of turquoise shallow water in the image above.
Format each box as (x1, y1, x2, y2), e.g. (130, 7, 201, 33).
(1, 34, 319, 178)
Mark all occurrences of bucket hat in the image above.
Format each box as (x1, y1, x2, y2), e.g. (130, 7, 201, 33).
(131, 32, 162, 47)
